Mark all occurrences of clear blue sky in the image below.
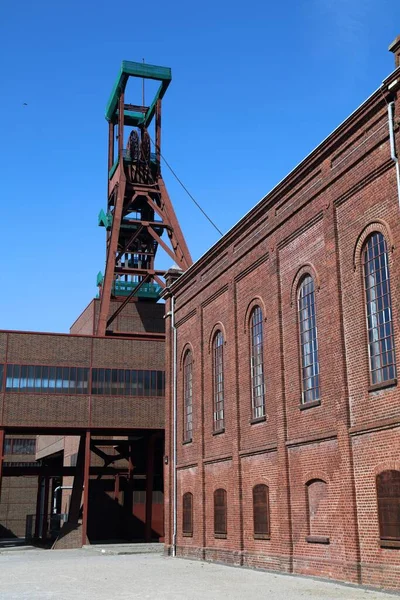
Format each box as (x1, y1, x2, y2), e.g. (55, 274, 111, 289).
(0, 0, 399, 333)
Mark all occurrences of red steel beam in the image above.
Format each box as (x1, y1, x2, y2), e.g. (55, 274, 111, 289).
(97, 91, 127, 337)
(0, 429, 4, 500)
(145, 434, 156, 542)
(157, 177, 192, 269)
(106, 274, 150, 329)
(81, 431, 91, 546)
(147, 225, 178, 264)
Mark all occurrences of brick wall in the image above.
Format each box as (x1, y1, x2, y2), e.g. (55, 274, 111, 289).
(0, 330, 165, 431)
(164, 67, 400, 591)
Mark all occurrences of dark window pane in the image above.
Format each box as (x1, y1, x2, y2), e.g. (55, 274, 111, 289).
(69, 367, 76, 395)
(144, 371, 151, 396)
(137, 371, 144, 396)
(6, 365, 13, 391)
(41, 366, 49, 393)
(183, 492, 193, 535)
(48, 367, 56, 391)
(214, 488, 227, 535)
(124, 370, 131, 396)
(104, 369, 111, 395)
(27, 366, 35, 392)
(91, 369, 98, 395)
(62, 367, 69, 392)
(253, 484, 270, 536)
(157, 371, 163, 396)
(151, 371, 157, 396)
(377, 470, 400, 540)
(56, 367, 63, 393)
(34, 366, 42, 392)
(20, 366, 27, 390)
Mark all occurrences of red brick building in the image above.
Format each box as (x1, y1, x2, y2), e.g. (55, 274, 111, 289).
(164, 39, 400, 591)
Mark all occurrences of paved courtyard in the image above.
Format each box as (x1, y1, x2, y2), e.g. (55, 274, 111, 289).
(0, 547, 398, 599)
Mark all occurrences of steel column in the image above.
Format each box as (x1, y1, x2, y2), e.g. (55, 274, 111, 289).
(81, 431, 91, 546)
(34, 474, 43, 538)
(145, 434, 156, 542)
(114, 473, 120, 502)
(40, 477, 50, 540)
(0, 429, 4, 503)
(68, 435, 86, 524)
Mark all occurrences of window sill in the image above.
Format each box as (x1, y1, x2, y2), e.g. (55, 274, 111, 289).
(212, 428, 225, 436)
(306, 535, 330, 544)
(214, 533, 227, 539)
(299, 399, 321, 411)
(182, 439, 192, 446)
(250, 416, 266, 425)
(368, 379, 397, 393)
(254, 533, 270, 540)
(182, 532, 193, 538)
(380, 539, 400, 549)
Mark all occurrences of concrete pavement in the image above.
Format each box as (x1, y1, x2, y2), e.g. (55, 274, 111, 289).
(0, 548, 398, 599)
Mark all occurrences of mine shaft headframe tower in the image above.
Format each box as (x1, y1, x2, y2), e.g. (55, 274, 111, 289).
(96, 61, 192, 337)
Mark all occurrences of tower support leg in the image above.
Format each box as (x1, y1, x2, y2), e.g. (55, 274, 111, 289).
(81, 431, 91, 546)
(67, 435, 86, 525)
(0, 429, 4, 505)
(145, 434, 156, 542)
(40, 477, 50, 540)
(34, 475, 43, 539)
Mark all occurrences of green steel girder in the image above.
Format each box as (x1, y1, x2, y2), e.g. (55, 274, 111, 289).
(105, 60, 171, 128)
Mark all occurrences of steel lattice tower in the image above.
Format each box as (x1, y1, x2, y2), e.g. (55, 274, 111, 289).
(96, 61, 192, 337)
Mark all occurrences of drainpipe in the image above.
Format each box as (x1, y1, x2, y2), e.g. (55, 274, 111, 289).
(53, 485, 73, 514)
(171, 294, 178, 558)
(388, 101, 400, 207)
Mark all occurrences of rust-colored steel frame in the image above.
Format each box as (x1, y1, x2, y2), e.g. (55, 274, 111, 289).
(97, 73, 192, 337)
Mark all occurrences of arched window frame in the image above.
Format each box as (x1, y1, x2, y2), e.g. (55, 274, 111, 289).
(183, 350, 193, 442)
(214, 488, 227, 538)
(212, 331, 225, 432)
(253, 484, 270, 539)
(376, 470, 400, 547)
(249, 307, 266, 420)
(182, 492, 193, 537)
(362, 232, 397, 387)
(297, 274, 321, 404)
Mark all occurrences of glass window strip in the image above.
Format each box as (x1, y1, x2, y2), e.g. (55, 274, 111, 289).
(213, 332, 225, 431)
(250, 307, 266, 419)
(363, 233, 397, 385)
(183, 351, 193, 441)
(298, 275, 321, 403)
(1, 365, 165, 397)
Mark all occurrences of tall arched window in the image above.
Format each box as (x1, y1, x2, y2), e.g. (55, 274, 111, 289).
(363, 232, 396, 386)
(182, 492, 193, 536)
(214, 488, 227, 537)
(298, 275, 320, 403)
(250, 307, 266, 419)
(213, 331, 225, 431)
(253, 484, 270, 539)
(376, 470, 400, 543)
(183, 350, 193, 442)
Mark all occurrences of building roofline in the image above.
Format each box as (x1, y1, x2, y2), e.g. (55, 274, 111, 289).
(171, 66, 400, 294)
